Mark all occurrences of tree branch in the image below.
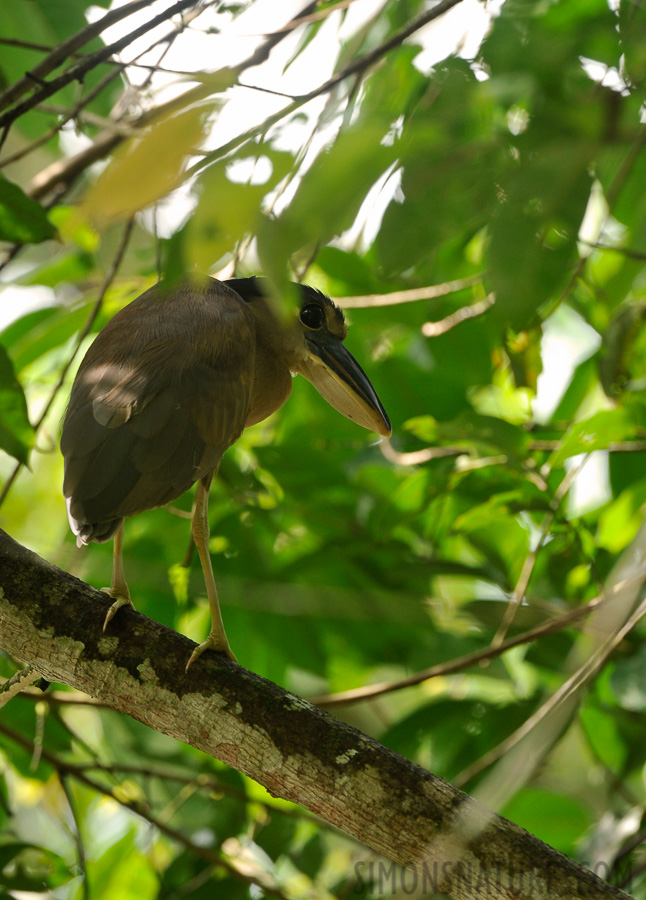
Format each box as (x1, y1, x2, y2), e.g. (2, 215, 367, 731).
(336, 274, 484, 308)
(0, 0, 157, 113)
(0, 0, 202, 134)
(187, 0, 468, 181)
(0, 529, 629, 900)
(23, 0, 320, 201)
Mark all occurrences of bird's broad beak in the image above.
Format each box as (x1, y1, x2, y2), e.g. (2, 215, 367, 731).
(297, 335, 392, 437)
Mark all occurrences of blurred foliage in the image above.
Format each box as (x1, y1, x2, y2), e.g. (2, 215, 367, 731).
(1, 0, 646, 897)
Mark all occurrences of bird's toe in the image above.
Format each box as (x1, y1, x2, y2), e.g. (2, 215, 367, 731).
(186, 634, 237, 671)
(101, 588, 135, 631)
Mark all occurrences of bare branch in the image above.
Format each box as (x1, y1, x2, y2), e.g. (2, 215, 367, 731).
(422, 294, 495, 336)
(338, 275, 484, 308)
(0, 665, 42, 707)
(187, 0, 468, 180)
(311, 593, 606, 708)
(0, 0, 202, 134)
(0, 0, 157, 113)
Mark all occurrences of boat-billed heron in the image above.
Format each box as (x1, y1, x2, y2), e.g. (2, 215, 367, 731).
(61, 275, 391, 667)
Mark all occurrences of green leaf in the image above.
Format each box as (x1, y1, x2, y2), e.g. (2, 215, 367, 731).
(89, 830, 157, 900)
(500, 789, 592, 855)
(580, 701, 627, 772)
(550, 355, 599, 424)
(0, 302, 94, 373)
(0, 345, 33, 465)
(599, 302, 646, 398)
(550, 409, 634, 466)
(610, 644, 646, 711)
(0, 843, 69, 891)
(0, 174, 56, 243)
(259, 124, 396, 275)
(315, 246, 380, 294)
(488, 145, 593, 330)
(597, 479, 646, 553)
(376, 60, 499, 276)
(178, 146, 295, 273)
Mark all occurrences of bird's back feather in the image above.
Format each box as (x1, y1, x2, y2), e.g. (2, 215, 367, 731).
(61, 277, 255, 543)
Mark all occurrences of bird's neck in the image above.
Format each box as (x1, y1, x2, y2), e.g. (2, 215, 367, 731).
(244, 299, 303, 428)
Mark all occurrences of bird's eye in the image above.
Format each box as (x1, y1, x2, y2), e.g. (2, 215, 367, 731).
(300, 304, 325, 330)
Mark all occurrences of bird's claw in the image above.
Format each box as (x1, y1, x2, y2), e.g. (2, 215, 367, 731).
(101, 588, 134, 631)
(186, 634, 237, 671)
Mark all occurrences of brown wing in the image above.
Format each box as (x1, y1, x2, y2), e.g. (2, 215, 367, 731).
(61, 277, 255, 544)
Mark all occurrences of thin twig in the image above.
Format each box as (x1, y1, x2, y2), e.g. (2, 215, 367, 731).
(310, 591, 607, 707)
(578, 238, 646, 261)
(17, 688, 109, 707)
(528, 439, 646, 452)
(0, 0, 155, 113)
(0, 66, 129, 169)
(490, 455, 588, 648)
(186, 0, 466, 180)
(0, 666, 43, 707)
(24, 0, 318, 201)
(380, 441, 465, 466)
(60, 775, 89, 900)
(337, 274, 483, 308)
(382, 438, 646, 467)
(0, 722, 291, 900)
(455, 593, 646, 788)
(0, 0, 202, 133)
(23, 0, 464, 202)
(249, 0, 361, 34)
(422, 294, 495, 336)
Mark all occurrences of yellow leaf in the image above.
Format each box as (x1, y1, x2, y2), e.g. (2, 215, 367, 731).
(82, 105, 209, 225)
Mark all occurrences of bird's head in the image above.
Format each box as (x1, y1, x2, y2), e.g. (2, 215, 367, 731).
(226, 277, 391, 438)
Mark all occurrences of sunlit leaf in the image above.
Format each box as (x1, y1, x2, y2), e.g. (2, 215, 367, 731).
(550, 409, 634, 466)
(82, 105, 214, 225)
(178, 146, 294, 273)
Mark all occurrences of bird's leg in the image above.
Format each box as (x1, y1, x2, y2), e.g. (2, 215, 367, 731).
(186, 476, 237, 669)
(102, 520, 135, 630)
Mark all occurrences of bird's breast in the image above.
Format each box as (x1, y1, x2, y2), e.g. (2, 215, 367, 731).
(245, 346, 293, 427)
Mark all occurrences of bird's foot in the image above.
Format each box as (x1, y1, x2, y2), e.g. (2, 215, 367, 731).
(186, 633, 237, 671)
(101, 588, 135, 631)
